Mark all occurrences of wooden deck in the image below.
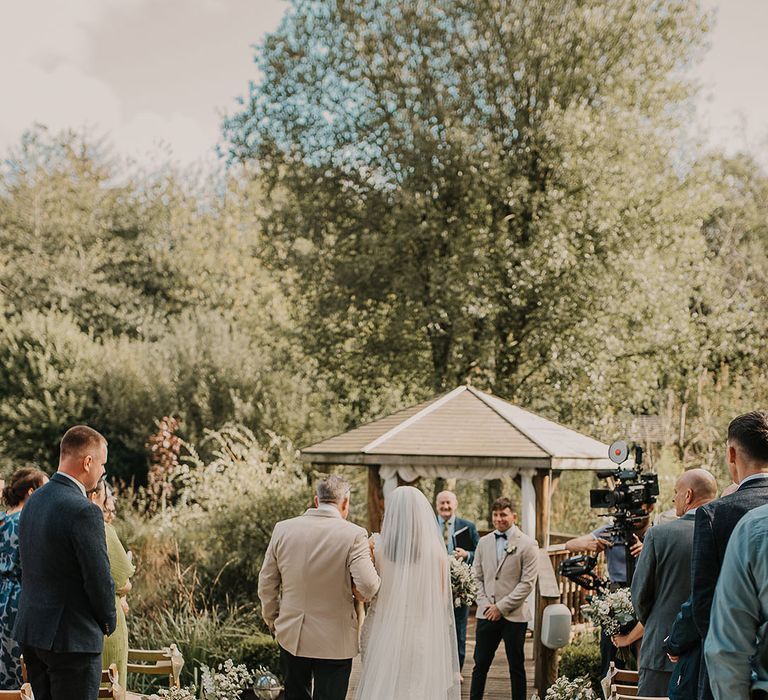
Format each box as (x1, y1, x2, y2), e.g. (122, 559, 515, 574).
(346, 615, 536, 699)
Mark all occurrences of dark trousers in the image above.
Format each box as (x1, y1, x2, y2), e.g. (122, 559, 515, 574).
(22, 645, 102, 700)
(280, 646, 352, 700)
(455, 604, 469, 670)
(469, 618, 527, 700)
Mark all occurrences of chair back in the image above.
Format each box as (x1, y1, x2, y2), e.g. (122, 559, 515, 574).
(127, 645, 184, 688)
(0, 684, 34, 699)
(614, 684, 637, 696)
(98, 663, 121, 699)
(612, 686, 668, 700)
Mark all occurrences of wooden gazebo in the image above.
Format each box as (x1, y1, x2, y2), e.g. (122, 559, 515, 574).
(301, 385, 614, 548)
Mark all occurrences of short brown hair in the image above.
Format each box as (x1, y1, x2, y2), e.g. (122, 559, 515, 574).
(728, 411, 768, 463)
(491, 496, 517, 513)
(60, 425, 106, 460)
(2, 467, 48, 507)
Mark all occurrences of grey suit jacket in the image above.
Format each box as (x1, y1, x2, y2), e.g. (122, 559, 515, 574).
(473, 526, 538, 623)
(631, 510, 696, 672)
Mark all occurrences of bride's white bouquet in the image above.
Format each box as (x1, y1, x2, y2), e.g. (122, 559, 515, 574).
(580, 587, 635, 636)
(449, 557, 478, 608)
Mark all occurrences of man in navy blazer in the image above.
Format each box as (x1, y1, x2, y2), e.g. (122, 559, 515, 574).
(689, 410, 768, 700)
(14, 425, 116, 700)
(436, 490, 480, 672)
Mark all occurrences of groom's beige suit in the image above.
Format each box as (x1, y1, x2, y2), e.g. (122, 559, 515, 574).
(258, 506, 380, 659)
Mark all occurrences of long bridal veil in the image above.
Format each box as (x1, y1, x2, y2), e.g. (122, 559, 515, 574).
(356, 485, 461, 700)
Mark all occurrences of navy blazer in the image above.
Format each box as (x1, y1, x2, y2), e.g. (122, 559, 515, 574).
(14, 473, 116, 653)
(690, 476, 768, 700)
(442, 516, 480, 565)
(665, 597, 700, 700)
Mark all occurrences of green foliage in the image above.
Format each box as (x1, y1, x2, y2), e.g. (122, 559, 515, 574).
(559, 636, 602, 695)
(237, 634, 281, 678)
(167, 425, 311, 607)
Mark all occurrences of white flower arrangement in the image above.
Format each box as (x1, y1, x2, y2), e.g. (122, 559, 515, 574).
(542, 675, 598, 700)
(580, 587, 636, 636)
(201, 659, 254, 700)
(450, 557, 478, 608)
(506, 541, 517, 555)
(141, 686, 197, 700)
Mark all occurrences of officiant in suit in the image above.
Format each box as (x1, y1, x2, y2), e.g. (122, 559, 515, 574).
(470, 497, 538, 700)
(258, 474, 380, 700)
(624, 469, 717, 696)
(14, 425, 116, 700)
(436, 490, 480, 671)
(690, 410, 768, 700)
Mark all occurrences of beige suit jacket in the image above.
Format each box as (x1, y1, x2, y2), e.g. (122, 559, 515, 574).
(473, 525, 539, 622)
(258, 508, 380, 659)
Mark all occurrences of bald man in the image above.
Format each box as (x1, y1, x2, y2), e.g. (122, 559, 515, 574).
(628, 469, 717, 696)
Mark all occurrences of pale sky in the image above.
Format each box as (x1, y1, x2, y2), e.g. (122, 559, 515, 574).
(0, 0, 766, 168)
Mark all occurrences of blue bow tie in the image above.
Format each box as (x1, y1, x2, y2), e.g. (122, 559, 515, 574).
(495, 531, 507, 539)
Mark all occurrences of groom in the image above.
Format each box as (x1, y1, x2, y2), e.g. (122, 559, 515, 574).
(470, 497, 538, 700)
(258, 474, 380, 700)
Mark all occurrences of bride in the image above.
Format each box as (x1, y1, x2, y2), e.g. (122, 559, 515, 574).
(356, 485, 461, 699)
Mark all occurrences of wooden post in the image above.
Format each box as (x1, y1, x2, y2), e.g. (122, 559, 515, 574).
(534, 549, 562, 695)
(367, 466, 385, 533)
(533, 470, 552, 549)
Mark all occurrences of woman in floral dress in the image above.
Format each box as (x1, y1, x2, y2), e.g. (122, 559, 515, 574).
(0, 467, 48, 689)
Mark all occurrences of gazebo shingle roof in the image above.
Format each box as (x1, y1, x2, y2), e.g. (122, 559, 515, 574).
(302, 385, 613, 471)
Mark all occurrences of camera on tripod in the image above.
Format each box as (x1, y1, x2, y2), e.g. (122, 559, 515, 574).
(558, 440, 659, 590)
(590, 441, 659, 515)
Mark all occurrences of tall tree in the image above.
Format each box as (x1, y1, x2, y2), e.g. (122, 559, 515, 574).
(225, 0, 712, 426)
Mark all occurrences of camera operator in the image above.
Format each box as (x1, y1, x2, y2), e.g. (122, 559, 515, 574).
(565, 505, 653, 675)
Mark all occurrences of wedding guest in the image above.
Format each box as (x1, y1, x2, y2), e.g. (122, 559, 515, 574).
(14, 425, 116, 700)
(690, 411, 768, 700)
(435, 490, 479, 672)
(0, 467, 48, 689)
(705, 502, 768, 699)
(614, 469, 716, 696)
(88, 480, 135, 690)
(259, 474, 380, 700)
(470, 497, 538, 700)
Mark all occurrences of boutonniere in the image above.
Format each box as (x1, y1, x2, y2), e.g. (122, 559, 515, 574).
(506, 542, 517, 555)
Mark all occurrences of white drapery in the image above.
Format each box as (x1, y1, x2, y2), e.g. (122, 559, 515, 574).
(378, 465, 538, 541)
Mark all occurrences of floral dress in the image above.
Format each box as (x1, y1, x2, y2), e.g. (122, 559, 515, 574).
(0, 511, 23, 689)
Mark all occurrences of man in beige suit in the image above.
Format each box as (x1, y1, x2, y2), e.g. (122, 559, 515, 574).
(470, 497, 538, 700)
(258, 475, 380, 700)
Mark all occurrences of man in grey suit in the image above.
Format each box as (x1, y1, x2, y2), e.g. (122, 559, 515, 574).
(627, 469, 717, 696)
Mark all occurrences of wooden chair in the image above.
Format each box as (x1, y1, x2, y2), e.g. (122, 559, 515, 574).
(611, 686, 668, 700)
(0, 685, 34, 700)
(614, 684, 638, 696)
(98, 664, 121, 699)
(608, 662, 640, 684)
(126, 644, 184, 689)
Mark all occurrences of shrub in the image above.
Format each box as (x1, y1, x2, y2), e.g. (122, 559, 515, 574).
(236, 634, 281, 677)
(559, 637, 602, 695)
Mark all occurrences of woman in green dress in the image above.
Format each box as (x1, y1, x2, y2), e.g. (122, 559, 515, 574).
(88, 479, 135, 692)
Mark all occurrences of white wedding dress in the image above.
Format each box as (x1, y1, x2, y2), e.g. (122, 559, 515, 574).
(356, 486, 461, 700)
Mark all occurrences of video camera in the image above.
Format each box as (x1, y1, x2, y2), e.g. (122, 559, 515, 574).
(559, 440, 659, 589)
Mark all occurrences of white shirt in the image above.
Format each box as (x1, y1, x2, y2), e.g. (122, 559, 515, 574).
(738, 472, 768, 488)
(58, 471, 87, 498)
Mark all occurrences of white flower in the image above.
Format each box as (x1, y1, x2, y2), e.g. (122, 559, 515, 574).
(506, 542, 517, 555)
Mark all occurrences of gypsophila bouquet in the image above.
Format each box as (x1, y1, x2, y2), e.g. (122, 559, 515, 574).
(580, 587, 635, 636)
(543, 676, 598, 700)
(141, 686, 197, 700)
(450, 557, 478, 608)
(201, 659, 253, 700)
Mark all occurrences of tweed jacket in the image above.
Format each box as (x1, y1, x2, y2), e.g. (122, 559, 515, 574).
(14, 473, 116, 653)
(258, 508, 380, 659)
(473, 525, 538, 623)
(632, 510, 696, 672)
